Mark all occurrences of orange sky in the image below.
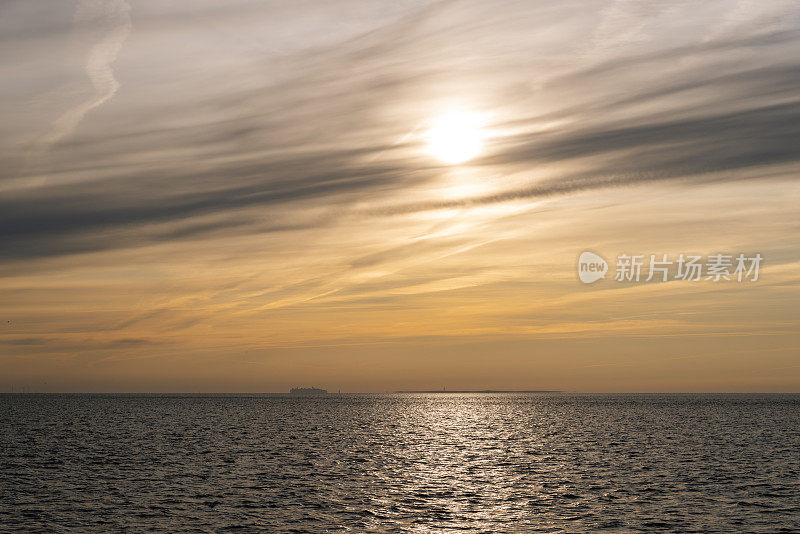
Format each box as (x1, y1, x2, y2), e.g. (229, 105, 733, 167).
(1, 0, 799, 392)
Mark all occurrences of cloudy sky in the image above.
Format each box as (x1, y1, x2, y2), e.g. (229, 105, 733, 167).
(1, 0, 799, 392)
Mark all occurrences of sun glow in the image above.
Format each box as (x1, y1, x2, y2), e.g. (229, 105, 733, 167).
(426, 111, 484, 164)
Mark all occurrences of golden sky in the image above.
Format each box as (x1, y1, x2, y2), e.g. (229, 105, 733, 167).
(1, 0, 799, 392)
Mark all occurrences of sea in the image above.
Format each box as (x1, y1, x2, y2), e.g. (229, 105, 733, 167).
(1, 393, 799, 532)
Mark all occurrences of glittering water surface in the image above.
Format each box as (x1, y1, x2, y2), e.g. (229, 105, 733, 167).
(2, 394, 799, 532)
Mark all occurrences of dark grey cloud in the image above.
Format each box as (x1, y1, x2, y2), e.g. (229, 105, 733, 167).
(0, 336, 165, 353)
(491, 100, 800, 172)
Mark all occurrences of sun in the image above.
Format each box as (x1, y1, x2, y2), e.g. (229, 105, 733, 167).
(426, 111, 484, 164)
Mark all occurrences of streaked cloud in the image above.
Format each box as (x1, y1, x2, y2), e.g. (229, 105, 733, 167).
(1, 0, 799, 391)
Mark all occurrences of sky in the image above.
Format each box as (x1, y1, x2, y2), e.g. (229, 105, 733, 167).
(1, 0, 799, 392)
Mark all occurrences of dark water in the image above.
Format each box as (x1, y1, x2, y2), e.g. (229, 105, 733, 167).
(2, 394, 799, 533)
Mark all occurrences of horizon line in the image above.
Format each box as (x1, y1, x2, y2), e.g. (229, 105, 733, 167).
(3, 391, 800, 395)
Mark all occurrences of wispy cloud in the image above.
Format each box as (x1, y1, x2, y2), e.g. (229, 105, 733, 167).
(1, 0, 799, 390)
(29, 0, 131, 156)
(1, 0, 798, 264)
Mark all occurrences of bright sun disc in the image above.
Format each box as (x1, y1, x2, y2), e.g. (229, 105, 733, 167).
(426, 111, 484, 164)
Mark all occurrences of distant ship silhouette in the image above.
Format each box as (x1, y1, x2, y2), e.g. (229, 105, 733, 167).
(290, 387, 327, 395)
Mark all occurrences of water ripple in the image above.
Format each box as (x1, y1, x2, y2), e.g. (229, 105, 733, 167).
(1, 393, 799, 532)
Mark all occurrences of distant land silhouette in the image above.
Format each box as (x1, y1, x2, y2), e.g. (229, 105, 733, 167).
(395, 389, 561, 393)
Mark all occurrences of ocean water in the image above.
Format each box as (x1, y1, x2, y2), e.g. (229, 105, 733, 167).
(1, 393, 799, 533)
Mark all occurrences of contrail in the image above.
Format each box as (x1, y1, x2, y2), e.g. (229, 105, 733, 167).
(37, 0, 131, 149)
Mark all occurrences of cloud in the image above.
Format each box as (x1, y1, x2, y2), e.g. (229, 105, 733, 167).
(31, 0, 131, 152)
(1, 0, 799, 267)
